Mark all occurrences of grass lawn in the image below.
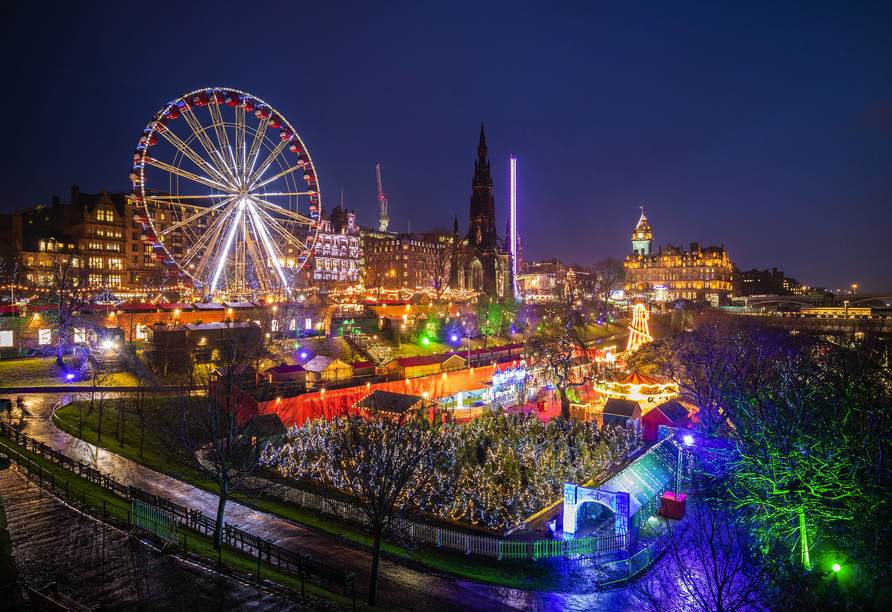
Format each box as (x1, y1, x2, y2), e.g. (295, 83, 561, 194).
(577, 322, 628, 343)
(0, 356, 144, 387)
(53, 400, 561, 590)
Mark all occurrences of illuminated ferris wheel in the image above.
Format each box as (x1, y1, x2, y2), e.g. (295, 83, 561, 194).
(129, 88, 320, 300)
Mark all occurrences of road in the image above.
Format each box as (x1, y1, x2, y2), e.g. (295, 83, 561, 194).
(3, 392, 634, 611)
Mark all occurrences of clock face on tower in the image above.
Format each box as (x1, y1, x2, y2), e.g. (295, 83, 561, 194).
(638, 232, 644, 238)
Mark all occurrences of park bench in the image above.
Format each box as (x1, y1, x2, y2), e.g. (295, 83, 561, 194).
(25, 582, 99, 612)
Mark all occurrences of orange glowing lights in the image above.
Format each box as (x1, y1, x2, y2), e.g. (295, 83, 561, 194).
(625, 303, 653, 353)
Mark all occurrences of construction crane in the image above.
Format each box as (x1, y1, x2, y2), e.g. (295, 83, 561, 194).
(376, 164, 390, 232)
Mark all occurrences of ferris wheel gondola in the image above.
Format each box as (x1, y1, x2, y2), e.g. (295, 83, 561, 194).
(129, 88, 321, 300)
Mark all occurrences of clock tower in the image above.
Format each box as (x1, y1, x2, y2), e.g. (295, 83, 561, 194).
(632, 207, 652, 255)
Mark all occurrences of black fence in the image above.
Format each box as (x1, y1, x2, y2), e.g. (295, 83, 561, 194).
(225, 524, 355, 595)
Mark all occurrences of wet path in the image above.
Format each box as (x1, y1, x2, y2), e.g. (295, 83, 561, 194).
(0, 468, 309, 611)
(5, 392, 635, 611)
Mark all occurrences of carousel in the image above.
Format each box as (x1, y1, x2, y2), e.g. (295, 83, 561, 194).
(595, 372, 679, 415)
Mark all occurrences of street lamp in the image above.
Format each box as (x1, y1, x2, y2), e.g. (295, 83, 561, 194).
(852, 284, 857, 295)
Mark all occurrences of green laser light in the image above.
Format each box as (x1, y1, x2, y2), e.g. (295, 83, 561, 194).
(832, 563, 841, 572)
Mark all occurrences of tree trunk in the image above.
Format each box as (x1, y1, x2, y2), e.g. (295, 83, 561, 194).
(798, 507, 810, 567)
(139, 418, 145, 458)
(368, 528, 383, 606)
(214, 493, 229, 550)
(118, 410, 125, 448)
(559, 387, 571, 420)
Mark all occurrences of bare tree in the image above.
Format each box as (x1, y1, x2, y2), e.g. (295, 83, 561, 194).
(262, 409, 455, 606)
(421, 240, 451, 301)
(83, 357, 113, 441)
(359, 237, 390, 299)
(529, 310, 596, 420)
(123, 354, 159, 458)
(261, 301, 325, 364)
(591, 257, 625, 314)
(159, 342, 274, 549)
(631, 493, 773, 612)
(34, 253, 99, 366)
(117, 305, 156, 344)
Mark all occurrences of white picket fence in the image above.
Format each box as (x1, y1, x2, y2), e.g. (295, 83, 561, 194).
(250, 475, 633, 561)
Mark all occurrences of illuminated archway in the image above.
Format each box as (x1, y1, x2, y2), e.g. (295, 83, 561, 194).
(563, 483, 631, 536)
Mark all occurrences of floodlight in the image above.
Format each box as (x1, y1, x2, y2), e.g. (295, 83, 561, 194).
(832, 563, 841, 572)
(683, 435, 694, 445)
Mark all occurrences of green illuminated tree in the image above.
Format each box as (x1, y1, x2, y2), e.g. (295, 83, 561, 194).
(636, 315, 888, 575)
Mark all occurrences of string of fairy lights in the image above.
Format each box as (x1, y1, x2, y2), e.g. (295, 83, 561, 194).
(260, 410, 641, 531)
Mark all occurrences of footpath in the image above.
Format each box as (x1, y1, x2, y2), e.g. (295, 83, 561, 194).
(3, 392, 530, 612)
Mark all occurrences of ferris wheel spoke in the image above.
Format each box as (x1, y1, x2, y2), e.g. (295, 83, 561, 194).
(189, 200, 240, 281)
(234, 107, 247, 177)
(249, 199, 313, 254)
(247, 139, 290, 185)
(155, 196, 236, 236)
(251, 197, 314, 224)
(179, 108, 234, 181)
(246, 201, 292, 292)
(207, 103, 232, 158)
(210, 202, 246, 294)
(146, 158, 232, 191)
(245, 119, 270, 180)
(244, 212, 279, 289)
(252, 164, 305, 190)
(143, 194, 232, 199)
(157, 128, 228, 185)
(253, 191, 309, 197)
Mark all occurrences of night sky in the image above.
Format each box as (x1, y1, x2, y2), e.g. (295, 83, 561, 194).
(2, 2, 890, 291)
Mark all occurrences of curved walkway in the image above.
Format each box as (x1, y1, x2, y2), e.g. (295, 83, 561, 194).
(6, 392, 633, 611)
(0, 468, 311, 612)
(6, 393, 532, 612)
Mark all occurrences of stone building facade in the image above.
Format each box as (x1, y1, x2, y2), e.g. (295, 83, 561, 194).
(363, 232, 450, 295)
(624, 211, 736, 305)
(308, 205, 360, 285)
